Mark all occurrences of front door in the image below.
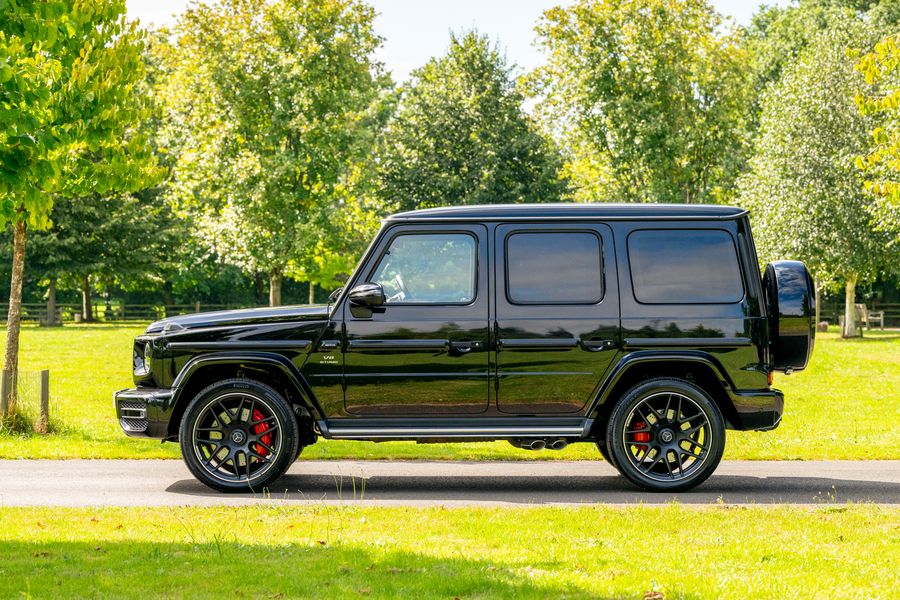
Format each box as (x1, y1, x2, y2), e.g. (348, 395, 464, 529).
(495, 224, 620, 414)
(342, 224, 490, 415)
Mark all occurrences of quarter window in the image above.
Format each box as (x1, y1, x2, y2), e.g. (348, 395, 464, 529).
(506, 232, 604, 304)
(371, 233, 476, 304)
(628, 229, 744, 304)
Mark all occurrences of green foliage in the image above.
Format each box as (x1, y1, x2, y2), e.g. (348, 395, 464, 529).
(531, 0, 752, 204)
(855, 34, 900, 241)
(0, 0, 159, 225)
(743, 1, 900, 123)
(738, 19, 897, 289)
(376, 31, 568, 211)
(158, 0, 387, 295)
(27, 189, 183, 292)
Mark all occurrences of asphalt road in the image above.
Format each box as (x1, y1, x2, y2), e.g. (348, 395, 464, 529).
(1, 459, 898, 507)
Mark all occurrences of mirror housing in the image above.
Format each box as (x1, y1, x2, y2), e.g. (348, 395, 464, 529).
(328, 287, 344, 303)
(348, 282, 385, 308)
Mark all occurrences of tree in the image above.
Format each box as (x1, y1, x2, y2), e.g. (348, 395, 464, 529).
(377, 31, 568, 211)
(28, 190, 181, 322)
(0, 1, 158, 417)
(744, 0, 900, 122)
(738, 19, 897, 337)
(854, 34, 900, 242)
(530, 0, 752, 204)
(159, 0, 386, 306)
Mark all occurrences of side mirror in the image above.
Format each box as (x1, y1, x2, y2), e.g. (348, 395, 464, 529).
(328, 287, 344, 303)
(348, 282, 385, 307)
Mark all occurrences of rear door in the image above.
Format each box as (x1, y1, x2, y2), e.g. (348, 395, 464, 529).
(494, 224, 620, 414)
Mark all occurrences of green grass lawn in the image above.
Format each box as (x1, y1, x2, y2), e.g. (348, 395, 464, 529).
(0, 324, 897, 460)
(0, 504, 895, 599)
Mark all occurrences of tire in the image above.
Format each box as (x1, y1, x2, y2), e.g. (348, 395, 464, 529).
(180, 378, 299, 493)
(606, 378, 725, 492)
(596, 441, 620, 471)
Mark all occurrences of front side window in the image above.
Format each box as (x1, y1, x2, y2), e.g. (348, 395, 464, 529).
(628, 229, 744, 304)
(506, 231, 604, 304)
(371, 233, 476, 304)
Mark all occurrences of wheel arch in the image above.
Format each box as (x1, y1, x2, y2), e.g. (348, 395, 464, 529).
(588, 352, 740, 436)
(165, 352, 322, 440)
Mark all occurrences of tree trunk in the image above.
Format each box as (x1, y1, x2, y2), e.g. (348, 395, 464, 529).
(46, 276, 58, 327)
(3, 219, 27, 417)
(81, 275, 93, 322)
(308, 282, 315, 304)
(269, 271, 282, 307)
(842, 275, 858, 338)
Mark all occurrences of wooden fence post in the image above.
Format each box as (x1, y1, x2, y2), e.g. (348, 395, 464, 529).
(0, 369, 9, 418)
(35, 369, 49, 434)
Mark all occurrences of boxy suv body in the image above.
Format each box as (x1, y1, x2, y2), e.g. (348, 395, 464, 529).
(115, 204, 815, 492)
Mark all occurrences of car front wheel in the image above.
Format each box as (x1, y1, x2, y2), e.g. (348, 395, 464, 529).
(606, 378, 725, 492)
(180, 379, 298, 493)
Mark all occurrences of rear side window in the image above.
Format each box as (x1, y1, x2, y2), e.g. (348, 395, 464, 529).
(628, 229, 744, 304)
(506, 232, 603, 304)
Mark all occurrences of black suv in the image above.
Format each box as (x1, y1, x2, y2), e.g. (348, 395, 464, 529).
(115, 204, 815, 492)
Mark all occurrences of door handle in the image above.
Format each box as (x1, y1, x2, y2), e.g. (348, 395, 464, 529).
(318, 339, 340, 351)
(581, 339, 616, 351)
(450, 341, 481, 353)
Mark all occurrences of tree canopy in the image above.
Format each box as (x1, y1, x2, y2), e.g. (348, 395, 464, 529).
(376, 31, 568, 211)
(158, 0, 387, 305)
(0, 0, 158, 414)
(855, 34, 900, 242)
(738, 18, 898, 335)
(531, 0, 752, 204)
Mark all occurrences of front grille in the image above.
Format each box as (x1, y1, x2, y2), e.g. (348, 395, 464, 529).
(118, 401, 148, 432)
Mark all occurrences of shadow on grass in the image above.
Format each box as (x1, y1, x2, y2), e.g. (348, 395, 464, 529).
(166, 471, 900, 505)
(0, 541, 609, 599)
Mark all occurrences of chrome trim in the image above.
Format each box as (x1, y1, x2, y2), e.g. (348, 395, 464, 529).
(348, 339, 450, 351)
(120, 405, 147, 419)
(623, 337, 753, 349)
(322, 423, 592, 440)
(499, 338, 578, 349)
(167, 341, 312, 351)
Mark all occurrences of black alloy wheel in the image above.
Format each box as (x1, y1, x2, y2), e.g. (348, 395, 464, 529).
(180, 379, 298, 493)
(606, 378, 725, 492)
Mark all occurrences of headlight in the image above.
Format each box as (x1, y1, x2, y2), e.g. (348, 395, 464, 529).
(133, 341, 152, 376)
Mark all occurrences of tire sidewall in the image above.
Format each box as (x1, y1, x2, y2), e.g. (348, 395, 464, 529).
(606, 378, 725, 492)
(179, 379, 299, 493)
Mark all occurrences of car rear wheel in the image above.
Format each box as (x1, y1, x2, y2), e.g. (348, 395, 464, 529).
(606, 378, 725, 492)
(180, 379, 298, 493)
(596, 441, 620, 471)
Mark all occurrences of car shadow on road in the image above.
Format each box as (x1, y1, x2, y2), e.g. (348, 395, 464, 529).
(166, 472, 900, 505)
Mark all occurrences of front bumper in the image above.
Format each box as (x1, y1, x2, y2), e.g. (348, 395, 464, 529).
(114, 387, 175, 439)
(729, 388, 784, 431)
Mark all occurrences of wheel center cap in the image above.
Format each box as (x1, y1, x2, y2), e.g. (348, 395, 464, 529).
(659, 429, 674, 443)
(231, 430, 246, 445)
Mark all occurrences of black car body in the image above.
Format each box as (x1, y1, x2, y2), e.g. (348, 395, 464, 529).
(116, 204, 815, 492)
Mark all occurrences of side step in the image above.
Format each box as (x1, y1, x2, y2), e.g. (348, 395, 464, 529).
(318, 417, 593, 441)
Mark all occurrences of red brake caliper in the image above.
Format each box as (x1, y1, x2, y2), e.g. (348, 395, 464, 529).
(632, 421, 650, 447)
(252, 408, 272, 457)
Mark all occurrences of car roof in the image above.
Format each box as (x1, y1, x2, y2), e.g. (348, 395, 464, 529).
(386, 203, 748, 222)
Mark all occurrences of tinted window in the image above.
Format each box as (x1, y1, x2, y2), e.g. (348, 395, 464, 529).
(628, 230, 743, 304)
(507, 232, 603, 304)
(371, 233, 476, 304)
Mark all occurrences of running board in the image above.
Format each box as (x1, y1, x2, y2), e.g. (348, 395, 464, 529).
(318, 418, 593, 441)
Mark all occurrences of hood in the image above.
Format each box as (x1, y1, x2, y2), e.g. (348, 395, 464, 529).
(146, 304, 330, 333)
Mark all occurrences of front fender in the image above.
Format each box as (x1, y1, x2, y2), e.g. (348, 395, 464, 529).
(168, 351, 324, 419)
